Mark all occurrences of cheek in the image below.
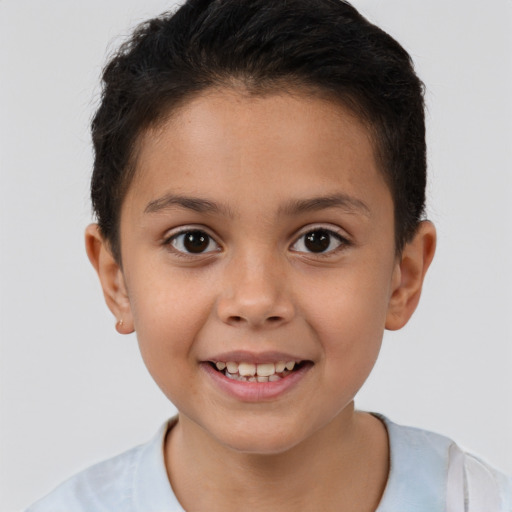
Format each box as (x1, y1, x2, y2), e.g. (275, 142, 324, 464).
(302, 262, 393, 337)
(301, 265, 393, 378)
(128, 257, 211, 329)
(312, 296, 385, 403)
(126, 268, 214, 386)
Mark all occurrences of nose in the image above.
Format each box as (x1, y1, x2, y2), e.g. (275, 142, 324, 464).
(216, 251, 295, 329)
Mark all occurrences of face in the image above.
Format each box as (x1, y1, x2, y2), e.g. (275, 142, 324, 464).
(115, 89, 402, 454)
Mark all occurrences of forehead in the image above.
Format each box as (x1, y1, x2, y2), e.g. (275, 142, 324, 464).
(125, 88, 389, 217)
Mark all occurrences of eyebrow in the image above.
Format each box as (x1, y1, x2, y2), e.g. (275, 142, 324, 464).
(144, 192, 370, 218)
(144, 193, 233, 216)
(279, 194, 371, 217)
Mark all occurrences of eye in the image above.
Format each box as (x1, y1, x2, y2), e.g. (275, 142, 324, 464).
(167, 229, 220, 254)
(291, 228, 347, 254)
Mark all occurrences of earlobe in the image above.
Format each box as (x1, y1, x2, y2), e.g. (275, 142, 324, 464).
(85, 224, 135, 334)
(385, 221, 436, 331)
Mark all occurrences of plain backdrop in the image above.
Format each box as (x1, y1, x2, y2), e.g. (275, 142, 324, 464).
(1, 1, 511, 510)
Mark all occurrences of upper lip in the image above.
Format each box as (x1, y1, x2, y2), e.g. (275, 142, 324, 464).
(205, 350, 308, 364)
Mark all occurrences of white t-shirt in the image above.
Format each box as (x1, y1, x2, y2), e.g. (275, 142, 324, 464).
(26, 415, 512, 512)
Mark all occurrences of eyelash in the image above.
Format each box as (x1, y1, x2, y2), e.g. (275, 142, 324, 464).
(163, 228, 221, 258)
(290, 227, 350, 257)
(163, 226, 350, 258)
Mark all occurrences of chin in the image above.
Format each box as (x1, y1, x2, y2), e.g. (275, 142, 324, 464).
(211, 415, 315, 456)
(222, 433, 302, 456)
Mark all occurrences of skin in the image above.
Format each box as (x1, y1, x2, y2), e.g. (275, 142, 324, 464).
(86, 89, 436, 511)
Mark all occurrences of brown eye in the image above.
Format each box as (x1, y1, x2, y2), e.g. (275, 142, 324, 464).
(170, 230, 219, 254)
(304, 230, 331, 252)
(291, 228, 346, 254)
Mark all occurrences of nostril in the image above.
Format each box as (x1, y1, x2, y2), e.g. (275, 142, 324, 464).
(227, 314, 283, 325)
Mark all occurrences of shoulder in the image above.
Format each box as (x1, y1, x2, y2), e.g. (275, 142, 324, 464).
(449, 445, 512, 512)
(25, 444, 141, 512)
(376, 414, 512, 512)
(25, 420, 181, 512)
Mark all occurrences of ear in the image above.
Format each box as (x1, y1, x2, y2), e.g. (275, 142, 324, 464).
(85, 224, 134, 334)
(385, 221, 436, 331)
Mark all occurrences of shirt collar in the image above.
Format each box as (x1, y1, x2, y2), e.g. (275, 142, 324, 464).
(375, 414, 450, 512)
(132, 416, 184, 512)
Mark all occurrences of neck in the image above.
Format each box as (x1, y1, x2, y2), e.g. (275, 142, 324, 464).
(165, 405, 389, 512)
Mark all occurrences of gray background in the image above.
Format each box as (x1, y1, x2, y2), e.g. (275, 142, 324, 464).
(1, 1, 511, 510)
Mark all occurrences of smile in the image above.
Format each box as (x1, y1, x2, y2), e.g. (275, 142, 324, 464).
(211, 360, 302, 382)
(202, 356, 313, 401)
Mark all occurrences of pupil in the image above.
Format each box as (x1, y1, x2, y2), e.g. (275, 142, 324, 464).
(184, 231, 209, 253)
(305, 230, 330, 252)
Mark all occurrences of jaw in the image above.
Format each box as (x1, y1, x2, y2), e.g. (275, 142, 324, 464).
(173, 395, 358, 458)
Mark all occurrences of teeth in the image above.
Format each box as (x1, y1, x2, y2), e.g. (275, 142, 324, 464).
(275, 361, 286, 373)
(215, 359, 301, 381)
(256, 363, 275, 377)
(226, 361, 238, 373)
(238, 363, 256, 377)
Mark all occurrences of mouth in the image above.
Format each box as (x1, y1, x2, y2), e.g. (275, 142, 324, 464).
(208, 360, 309, 383)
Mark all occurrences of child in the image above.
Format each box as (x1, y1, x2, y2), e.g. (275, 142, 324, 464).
(26, 0, 512, 510)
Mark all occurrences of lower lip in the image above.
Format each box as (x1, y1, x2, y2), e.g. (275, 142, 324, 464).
(201, 363, 312, 402)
